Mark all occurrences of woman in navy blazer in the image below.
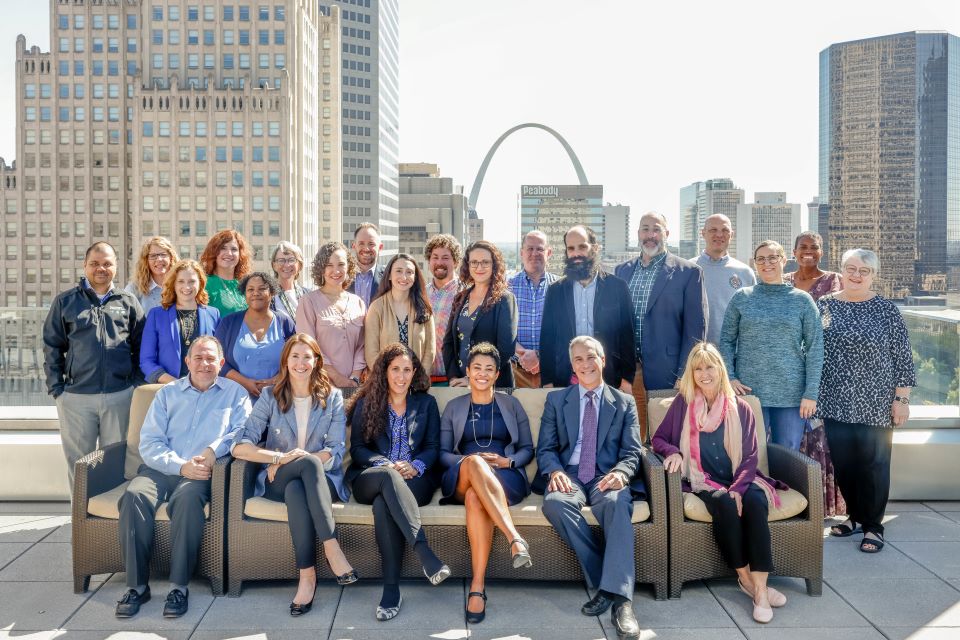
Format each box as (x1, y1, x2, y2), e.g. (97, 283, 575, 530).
(232, 333, 357, 616)
(140, 259, 221, 383)
(346, 342, 448, 622)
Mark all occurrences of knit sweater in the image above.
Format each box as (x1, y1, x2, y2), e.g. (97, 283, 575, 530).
(718, 282, 824, 407)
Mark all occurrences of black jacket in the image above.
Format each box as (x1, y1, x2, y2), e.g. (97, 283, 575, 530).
(442, 288, 518, 388)
(539, 271, 636, 388)
(43, 279, 146, 398)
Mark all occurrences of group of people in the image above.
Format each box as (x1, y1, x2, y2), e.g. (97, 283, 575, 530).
(42, 212, 915, 637)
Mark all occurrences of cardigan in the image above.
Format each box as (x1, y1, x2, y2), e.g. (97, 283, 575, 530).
(442, 288, 518, 388)
(364, 294, 436, 375)
(214, 310, 296, 378)
(439, 392, 534, 470)
(140, 304, 221, 382)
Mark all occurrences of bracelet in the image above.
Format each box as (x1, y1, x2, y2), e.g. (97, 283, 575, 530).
(271, 453, 281, 465)
(894, 395, 910, 405)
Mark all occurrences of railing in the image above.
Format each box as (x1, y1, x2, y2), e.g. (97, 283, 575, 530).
(0, 308, 49, 407)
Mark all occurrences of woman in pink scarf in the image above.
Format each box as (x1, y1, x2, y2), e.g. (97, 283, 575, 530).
(652, 342, 788, 624)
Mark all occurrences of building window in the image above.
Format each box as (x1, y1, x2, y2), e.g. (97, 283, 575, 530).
(169, 29, 180, 45)
(275, 5, 285, 20)
(258, 29, 269, 45)
(223, 5, 234, 20)
(223, 30, 234, 45)
(239, 29, 249, 45)
(204, 29, 214, 45)
(127, 14, 137, 29)
(268, 146, 280, 162)
(152, 29, 163, 44)
(274, 30, 285, 45)
(275, 53, 285, 68)
(215, 146, 226, 162)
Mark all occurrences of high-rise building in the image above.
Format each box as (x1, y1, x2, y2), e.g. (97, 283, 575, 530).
(520, 185, 603, 272)
(678, 181, 701, 259)
(466, 210, 484, 246)
(1, 0, 341, 308)
(602, 204, 631, 254)
(820, 31, 960, 297)
(736, 193, 802, 260)
(678, 178, 745, 259)
(320, 0, 399, 251)
(397, 162, 467, 260)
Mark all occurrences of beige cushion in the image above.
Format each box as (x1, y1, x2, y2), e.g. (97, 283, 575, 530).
(681, 488, 808, 523)
(428, 386, 470, 414)
(511, 388, 550, 482)
(125, 384, 166, 480)
(87, 481, 210, 521)
(647, 394, 769, 477)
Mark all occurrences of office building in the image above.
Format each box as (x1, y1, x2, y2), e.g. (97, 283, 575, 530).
(467, 209, 484, 245)
(736, 193, 802, 260)
(397, 162, 467, 259)
(679, 178, 745, 258)
(320, 0, 399, 251)
(520, 184, 603, 272)
(820, 31, 960, 297)
(602, 204, 631, 254)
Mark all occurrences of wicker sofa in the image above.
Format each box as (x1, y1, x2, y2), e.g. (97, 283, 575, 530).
(646, 391, 824, 599)
(227, 386, 669, 598)
(72, 384, 229, 595)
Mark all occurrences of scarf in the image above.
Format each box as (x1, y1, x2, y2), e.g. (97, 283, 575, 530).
(678, 390, 781, 509)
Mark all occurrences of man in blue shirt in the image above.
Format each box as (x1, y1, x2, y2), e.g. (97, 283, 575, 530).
(115, 336, 251, 619)
(508, 230, 557, 387)
(347, 222, 384, 307)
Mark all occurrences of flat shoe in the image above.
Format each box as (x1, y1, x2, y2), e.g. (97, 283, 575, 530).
(465, 590, 487, 624)
(336, 569, 359, 585)
(511, 537, 533, 569)
(739, 579, 786, 608)
(753, 599, 773, 624)
(376, 595, 402, 621)
(424, 564, 451, 586)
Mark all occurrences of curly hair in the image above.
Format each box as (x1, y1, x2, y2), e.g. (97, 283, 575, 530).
(199, 230, 252, 280)
(133, 237, 180, 296)
(273, 333, 333, 413)
(454, 240, 508, 314)
(310, 241, 357, 289)
(160, 259, 209, 309)
(347, 342, 430, 443)
(466, 341, 501, 372)
(371, 254, 433, 324)
(423, 233, 463, 265)
(238, 271, 281, 298)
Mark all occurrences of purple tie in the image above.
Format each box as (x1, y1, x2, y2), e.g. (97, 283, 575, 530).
(578, 390, 598, 484)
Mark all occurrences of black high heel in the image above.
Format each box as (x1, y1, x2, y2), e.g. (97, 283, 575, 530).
(466, 590, 487, 624)
(290, 579, 317, 616)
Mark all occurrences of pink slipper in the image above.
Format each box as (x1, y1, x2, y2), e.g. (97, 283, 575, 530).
(739, 579, 786, 608)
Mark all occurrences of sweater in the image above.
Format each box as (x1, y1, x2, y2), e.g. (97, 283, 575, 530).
(695, 253, 756, 345)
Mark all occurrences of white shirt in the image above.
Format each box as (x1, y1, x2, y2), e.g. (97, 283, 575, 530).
(569, 382, 603, 466)
(293, 396, 311, 449)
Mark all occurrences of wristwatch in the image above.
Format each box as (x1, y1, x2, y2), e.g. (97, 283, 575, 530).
(894, 395, 910, 405)
(349, 375, 361, 385)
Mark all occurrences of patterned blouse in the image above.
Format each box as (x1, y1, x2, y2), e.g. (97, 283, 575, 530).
(817, 294, 916, 427)
(372, 406, 426, 476)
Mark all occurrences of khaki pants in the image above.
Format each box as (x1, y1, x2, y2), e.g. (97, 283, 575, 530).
(512, 361, 541, 388)
(631, 367, 648, 443)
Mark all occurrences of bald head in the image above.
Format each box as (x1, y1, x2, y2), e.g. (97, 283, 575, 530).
(701, 214, 732, 258)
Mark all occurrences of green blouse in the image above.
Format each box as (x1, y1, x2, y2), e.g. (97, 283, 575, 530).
(205, 274, 247, 316)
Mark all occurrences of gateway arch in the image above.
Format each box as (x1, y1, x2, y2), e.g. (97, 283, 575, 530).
(468, 123, 589, 211)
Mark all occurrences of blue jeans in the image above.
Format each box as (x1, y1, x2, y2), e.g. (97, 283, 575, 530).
(761, 406, 806, 451)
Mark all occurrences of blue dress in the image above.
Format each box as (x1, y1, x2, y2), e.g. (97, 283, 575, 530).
(232, 316, 286, 380)
(440, 401, 529, 505)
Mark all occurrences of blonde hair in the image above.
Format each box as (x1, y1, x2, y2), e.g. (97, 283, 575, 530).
(677, 342, 736, 405)
(133, 237, 179, 295)
(160, 260, 209, 309)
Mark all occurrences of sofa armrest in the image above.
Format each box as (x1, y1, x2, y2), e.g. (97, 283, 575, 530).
(640, 448, 667, 524)
(72, 441, 127, 520)
(209, 454, 232, 522)
(228, 458, 260, 523)
(767, 443, 823, 522)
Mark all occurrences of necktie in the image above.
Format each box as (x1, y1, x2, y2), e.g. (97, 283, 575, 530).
(578, 390, 598, 484)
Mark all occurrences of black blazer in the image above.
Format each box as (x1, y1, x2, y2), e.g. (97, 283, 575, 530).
(442, 287, 518, 388)
(346, 392, 441, 485)
(539, 271, 636, 388)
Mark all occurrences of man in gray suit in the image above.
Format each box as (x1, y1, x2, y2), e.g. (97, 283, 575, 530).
(535, 335, 644, 640)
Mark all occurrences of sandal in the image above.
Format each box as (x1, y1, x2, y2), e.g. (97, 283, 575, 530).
(860, 533, 885, 553)
(829, 520, 861, 538)
(465, 590, 487, 624)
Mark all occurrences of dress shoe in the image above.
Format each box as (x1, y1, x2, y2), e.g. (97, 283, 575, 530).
(336, 569, 359, 585)
(162, 588, 189, 618)
(510, 537, 533, 569)
(753, 598, 773, 624)
(423, 564, 451, 586)
(290, 579, 316, 616)
(115, 587, 150, 618)
(376, 595, 402, 621)
(465, 590, 487, 624)
(580, 591, 614, 616)
(611, 601, 641, 640)
(738, 579, 786, 607)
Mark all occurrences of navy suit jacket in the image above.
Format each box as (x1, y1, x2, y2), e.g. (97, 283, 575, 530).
(533, 385, 645, 498)
(140, 304, 221, 381)
(614, 253, 707, 390)
(347, 265, 385, 303)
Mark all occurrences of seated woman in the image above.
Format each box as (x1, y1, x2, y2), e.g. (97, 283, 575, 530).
(651, 342, 789, 624)
(439, 342, 533, 623)
(232, 333, 357, 616)
(215, 272, 296, 398)
(346, 343, 449, 622)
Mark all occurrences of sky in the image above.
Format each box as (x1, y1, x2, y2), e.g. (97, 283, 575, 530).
(1, 0, 958, 245)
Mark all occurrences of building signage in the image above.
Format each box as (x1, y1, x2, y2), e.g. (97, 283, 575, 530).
(522, 185, 560, 198)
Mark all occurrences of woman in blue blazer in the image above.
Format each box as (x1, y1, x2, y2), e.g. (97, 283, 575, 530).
(232, 333, 358, 616)
(140, 259, 221, 383)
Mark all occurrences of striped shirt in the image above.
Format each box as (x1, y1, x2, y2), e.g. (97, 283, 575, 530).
(508, 270, 558, 356)
(627, 251, 667, 359)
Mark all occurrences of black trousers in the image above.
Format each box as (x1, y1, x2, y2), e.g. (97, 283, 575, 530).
(824, 418, 893, 536)
(117, 464, 210, 588)
(351, 466, 436, 585)
(264, 455, 340, 569)
(697, 485, 773, 572)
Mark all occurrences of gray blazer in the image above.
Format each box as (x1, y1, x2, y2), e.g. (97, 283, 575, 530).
(234, 385, 349, 501)
(439, 392, 534, 471)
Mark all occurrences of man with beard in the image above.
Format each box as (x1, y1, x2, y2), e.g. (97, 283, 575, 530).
(508, 230, 558, 387)
(423, 234, 463, 384)
(347, 223, 384, 307)
(615, 212, 706, 439)
(539, 226, 636, 390)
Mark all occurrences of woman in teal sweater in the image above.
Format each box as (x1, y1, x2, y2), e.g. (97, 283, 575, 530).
(718, 240, 824, 450)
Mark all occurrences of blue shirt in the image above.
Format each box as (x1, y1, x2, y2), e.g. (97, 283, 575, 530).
(84, 279, 115, 304)
(125, 281, 163, 314)
(139, 376, 253, 476)
(627, 251, 667, 359)
(232, 316, 285, 380)
(508, 270, 558, 354)
(573, 275, 598, 338)
(354, 269, 375, 307)
(372, 406, 426, 476)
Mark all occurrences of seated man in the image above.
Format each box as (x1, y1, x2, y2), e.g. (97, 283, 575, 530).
(115, 336, 252, 619)
(535, 335, 645, 640)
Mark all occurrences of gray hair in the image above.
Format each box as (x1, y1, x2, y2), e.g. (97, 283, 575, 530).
(568, 335, 605, 362)
(188, 335, 224, 360)
(270, 241, 305, 278)
(841, 248, 879, 273)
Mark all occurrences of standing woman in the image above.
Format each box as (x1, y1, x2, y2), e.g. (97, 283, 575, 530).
(443, 241, 517, 388)
(296, 242, 366, 390)
(819, 249, 915, 553)
(364, 254, 435, 376)
(126, 237, 180, 314)
(271, 241, 311, 319)
(201, 230, 252, 316)
(440, 343, 533, 624)
(140, 259, 221, 383)
(215, 272, 296, 398)
(719, 240, 824, 450)
(346, 343, 449, 621)
(232, 334, 357, 615)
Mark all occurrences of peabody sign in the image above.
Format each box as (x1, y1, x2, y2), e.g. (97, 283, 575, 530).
(522, 185, 560, 197)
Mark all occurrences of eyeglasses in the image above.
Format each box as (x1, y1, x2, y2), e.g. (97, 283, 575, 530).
(273, 258, 298, 266)
(147, 253, 170, 262)
(754, 255, 783, 265)
(469, 260, 492, 269)
(843, 265, 873, 277)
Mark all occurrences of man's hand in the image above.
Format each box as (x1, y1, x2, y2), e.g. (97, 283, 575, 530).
(799, 399, 817, 420)
(196, 447, 215, 468)
(731, 379, 752, 395)
(181, 458, 212, 480)
(663, 452, 683, 473)
(547, 470, 574, 493)
(449, 377, 469, 387)
(518, 349, 540, 374)
(597, 471, 626, 492)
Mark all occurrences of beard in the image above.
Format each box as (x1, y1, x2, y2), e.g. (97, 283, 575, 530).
(431, 265, 448, 280)
(564, 253, 600, 281)
(641, 239, 665, 257)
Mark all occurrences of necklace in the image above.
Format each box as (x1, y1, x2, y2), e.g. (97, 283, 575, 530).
(177, 308, 198, 346)
(468, 400, 494, 448)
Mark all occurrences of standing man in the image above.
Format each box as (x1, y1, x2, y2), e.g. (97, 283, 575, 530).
(615, 212, 706, 438)
(424, 234, 463, 384)
(540, 226, 635, 391)
(115, 336, 251, 619)
(43, 241, 146, 486)
(508, 230, 558, 388)
(696, 214, 756, 344)
(535, 336, 644, 640)
(347, 223, 385, 307)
